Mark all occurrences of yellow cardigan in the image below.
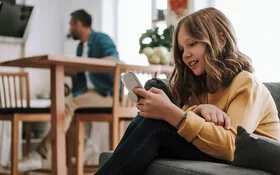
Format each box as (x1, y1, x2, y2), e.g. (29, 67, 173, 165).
(178, 71, 280, 161)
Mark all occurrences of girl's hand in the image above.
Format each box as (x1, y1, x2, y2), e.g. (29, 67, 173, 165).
(133, 87, 175, 120)
(193, 104, 231, 129)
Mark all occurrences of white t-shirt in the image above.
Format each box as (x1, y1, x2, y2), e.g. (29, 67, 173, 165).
(82, 42, 94, 89)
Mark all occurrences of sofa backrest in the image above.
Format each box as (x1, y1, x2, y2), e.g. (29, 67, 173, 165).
(264, 83, 280, 119)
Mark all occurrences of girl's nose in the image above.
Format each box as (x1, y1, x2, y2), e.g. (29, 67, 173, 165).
(182, 50, 191, 60)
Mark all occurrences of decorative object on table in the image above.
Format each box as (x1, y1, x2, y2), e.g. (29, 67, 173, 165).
(169, 0, 188, 17)
(139, 25, 174, 65)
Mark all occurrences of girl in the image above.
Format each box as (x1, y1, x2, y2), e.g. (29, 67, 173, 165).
(96, 7, 280, 174)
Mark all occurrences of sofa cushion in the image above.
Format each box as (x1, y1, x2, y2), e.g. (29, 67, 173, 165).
(74, 107, 112, 113)
(0, 107, 50, 114)
(232, 126, 280, 174)
(99, 151, 270, 175)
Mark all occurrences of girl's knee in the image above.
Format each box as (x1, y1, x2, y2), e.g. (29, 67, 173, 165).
(138, 117, 170, 131)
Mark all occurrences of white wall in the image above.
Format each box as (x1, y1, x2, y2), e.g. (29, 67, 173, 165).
(22, 0, 64, 98)
(193, 0, 214, 11)
(101, 0, 118, 43)
(117, 0, 152, 65)
(0, 41, 22, 60)
(0, 40, 22, 72)
(215, 0, 280, 82)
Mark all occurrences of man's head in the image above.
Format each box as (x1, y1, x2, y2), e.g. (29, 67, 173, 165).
(69, 9, 92, 40)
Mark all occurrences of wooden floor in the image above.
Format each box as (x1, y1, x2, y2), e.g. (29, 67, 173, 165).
(28, 173, 95, 175)
(29, 166, 98, 174)
(0, 166, 98, 175)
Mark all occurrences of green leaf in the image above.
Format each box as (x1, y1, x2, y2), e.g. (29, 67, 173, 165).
(139, 25, 175, 53)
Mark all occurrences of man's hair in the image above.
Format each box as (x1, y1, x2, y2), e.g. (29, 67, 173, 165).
(70, 9, 92, 27)
(170, 7, 254, 107)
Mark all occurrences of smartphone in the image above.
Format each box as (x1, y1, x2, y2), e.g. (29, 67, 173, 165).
(121, 71, 143, 102)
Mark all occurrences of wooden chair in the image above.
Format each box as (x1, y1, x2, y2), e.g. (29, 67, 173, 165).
(70, 63, 173, 175)
(0, 72, 51, 175)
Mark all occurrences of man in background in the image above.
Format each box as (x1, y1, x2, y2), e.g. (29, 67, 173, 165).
(15, 9, 119, 172)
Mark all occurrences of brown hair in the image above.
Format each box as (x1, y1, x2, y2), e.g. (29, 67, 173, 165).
(71, 9, 92, 27)
(169, 7, 254, 107)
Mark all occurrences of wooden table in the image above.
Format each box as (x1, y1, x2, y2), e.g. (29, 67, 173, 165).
(0, 54, 174, 175)
(0, 55, 116, 175)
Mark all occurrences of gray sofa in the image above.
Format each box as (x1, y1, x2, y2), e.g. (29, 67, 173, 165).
(99, 82, 280, 175)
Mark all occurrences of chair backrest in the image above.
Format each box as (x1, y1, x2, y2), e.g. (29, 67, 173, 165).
(111, 63, 173, 147)
(0, 72, 30, 108)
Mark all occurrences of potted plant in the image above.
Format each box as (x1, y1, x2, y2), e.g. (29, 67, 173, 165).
(139, 25, 174, 65)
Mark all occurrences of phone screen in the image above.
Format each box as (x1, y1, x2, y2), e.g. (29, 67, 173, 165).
(121, 71, 143, 102)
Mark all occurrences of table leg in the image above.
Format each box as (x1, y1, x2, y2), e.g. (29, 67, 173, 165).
(50, 65, 66, 175)
(11, 117, 18, 175)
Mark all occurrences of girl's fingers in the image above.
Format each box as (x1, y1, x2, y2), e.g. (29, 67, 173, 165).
(149, 87, 162, 94)
(133, 88, 150, 98)
(223, 113, 231, 129)
(210, 112, 217, 125)
(217, 113, 224, 126)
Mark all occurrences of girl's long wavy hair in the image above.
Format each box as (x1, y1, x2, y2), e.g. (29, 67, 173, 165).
(169, 7, 254, 107)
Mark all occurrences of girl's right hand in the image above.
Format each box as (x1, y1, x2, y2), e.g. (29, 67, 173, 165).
(193, 104, 231, 129)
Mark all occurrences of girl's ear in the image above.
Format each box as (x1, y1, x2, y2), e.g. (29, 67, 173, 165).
(219, 32, 226, 48)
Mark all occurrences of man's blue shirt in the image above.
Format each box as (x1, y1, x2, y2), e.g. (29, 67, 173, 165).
(71, 30, 119, 97)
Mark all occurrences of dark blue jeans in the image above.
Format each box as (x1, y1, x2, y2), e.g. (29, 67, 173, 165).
(96, 115, 226, 175)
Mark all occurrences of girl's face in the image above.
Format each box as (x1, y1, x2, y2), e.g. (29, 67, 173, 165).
(177, 27, 207, 76)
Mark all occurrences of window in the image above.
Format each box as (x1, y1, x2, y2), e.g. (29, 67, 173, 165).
(215, 0, 280, 82)
(117, 0, 152, 65)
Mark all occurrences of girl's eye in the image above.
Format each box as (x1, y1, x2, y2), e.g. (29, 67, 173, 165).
(190, 42, 197, 46)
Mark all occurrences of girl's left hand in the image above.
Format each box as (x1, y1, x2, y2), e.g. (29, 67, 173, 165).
(133, 87, 174, 120)
(193, 104, 231, 129)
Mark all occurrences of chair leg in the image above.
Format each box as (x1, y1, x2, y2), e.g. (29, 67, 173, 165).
(112, 119, 119, 150)
(11, 117, 19, 175)
(118, 119, 123, 147)
(76, 119, 84, 175)
(24, 123, 32, 155)
(119, 120, 124, 141)
(66, 119, 76, 175)
(109, 123, 114, 150)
